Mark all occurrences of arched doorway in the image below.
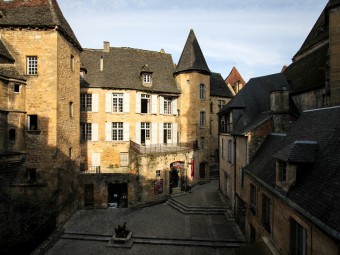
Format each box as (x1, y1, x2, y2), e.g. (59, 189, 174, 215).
(169, 161, 185, 193)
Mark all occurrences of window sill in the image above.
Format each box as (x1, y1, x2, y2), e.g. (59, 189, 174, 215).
(26, 130, 41, 134)
(25, 74, 39, 77)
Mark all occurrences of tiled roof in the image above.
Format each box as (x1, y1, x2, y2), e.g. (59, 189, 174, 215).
(273, 141, 318, 163)
(284, 43, 328, 94)
(219, 73, 290, 135)
(0, 39, 24, 80)
(225, 67, 246, 85)
(174, 29, 210, 75)
(0, 0, 82, 51)
(210, 72, 234, 98)
(80, 47, 180, 94)
(246, 106, 340, 238)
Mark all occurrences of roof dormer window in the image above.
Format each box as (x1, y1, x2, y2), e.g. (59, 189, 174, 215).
(143, 74, 151, 84)
(141, 64, 153, 86)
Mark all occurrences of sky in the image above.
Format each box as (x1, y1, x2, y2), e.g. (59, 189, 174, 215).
(58, 0, 327, 82)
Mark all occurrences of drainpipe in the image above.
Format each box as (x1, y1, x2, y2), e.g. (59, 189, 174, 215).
(233, 136, 237, 215)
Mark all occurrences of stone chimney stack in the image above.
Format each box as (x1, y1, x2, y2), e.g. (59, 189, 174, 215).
(270, 90, 290, 133)
(103, 41, 110, 52)
(329, 2, 340, 106)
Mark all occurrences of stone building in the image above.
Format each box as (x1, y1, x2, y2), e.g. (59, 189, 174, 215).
(220, 1, 340, 254)
(0, 1, 82, 251)
(78, 30, 232, 208)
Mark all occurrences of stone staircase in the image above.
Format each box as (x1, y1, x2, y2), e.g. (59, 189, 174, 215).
(167, 197, 229, 215)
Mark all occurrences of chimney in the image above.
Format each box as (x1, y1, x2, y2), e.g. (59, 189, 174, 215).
(100, 55, 103, 72)
(270, 90, 290, 133)
(103, 41, 110, 52)
(329, 4, 340, 106)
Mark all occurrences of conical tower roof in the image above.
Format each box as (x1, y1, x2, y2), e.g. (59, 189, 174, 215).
(174, 29, 210, 75)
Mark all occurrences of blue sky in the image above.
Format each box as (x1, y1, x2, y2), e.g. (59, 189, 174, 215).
(58, 0, 327, 82)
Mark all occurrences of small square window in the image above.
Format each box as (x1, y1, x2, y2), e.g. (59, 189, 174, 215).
(14, 84, 21, 93)
(9, 129, 16, 141)
(28, 115, 38, 131)
(143, 74, 152, 84)
(27, 168, 37, 182)
(156, 170, 161, 178)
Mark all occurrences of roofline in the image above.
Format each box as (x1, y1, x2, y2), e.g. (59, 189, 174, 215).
(303, 105, 340, 113)
(173, 69, 211, 76)
(293, 39, 329, 62)
(80, 86, 181, 95)
(244, 169, 340, 241)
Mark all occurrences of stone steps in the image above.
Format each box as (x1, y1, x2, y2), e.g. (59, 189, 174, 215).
(167, 198, 228, 215)
(62, 232, 244, 248)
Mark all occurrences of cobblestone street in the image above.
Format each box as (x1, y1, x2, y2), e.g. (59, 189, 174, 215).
(45, 180, 245, 255)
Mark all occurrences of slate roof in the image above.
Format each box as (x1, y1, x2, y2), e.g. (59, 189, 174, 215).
(273, 141, 318, 163)
(225, 67, 246, 85)
(0, 0, 82, 51)
(284, 44, 328, 94)
(174, 29, 211, 75)
(210, 72, 234, 98)
(80, 47, 180, 94)
(245, 106, 340, 238)
(219, 73, 290, 135)
(0, 39, 14, 63)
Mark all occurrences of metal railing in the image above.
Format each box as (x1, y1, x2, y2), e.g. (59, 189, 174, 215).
(130, 140, 198, 155)
(82, 166, 101, 174)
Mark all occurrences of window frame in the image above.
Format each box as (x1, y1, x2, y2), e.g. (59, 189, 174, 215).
(199, 84, 206, 100)
(200, 111, 206, 128)
(26, 56, 38, 75)
(28, 114, 38, 131)
(164, 97, 172, 115)
(80, 93, 92, 112)
(112, 122, 124, 141)
(262, 194, 271, 233)
(164, 123, 172, 140)
(81, 123, 92, 141)
(143, 74, 152, 84)
(141, 94, 151, 114)
(250, 184, 257, 215)
(141, 122, 150, 141)
(112, 93, 124, 113)
(290, 219, 307, 255)
(14, 84, 21, 93)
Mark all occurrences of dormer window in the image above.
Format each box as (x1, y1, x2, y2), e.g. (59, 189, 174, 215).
(278, 161, 287, 182)
(143, 74, 151, 84)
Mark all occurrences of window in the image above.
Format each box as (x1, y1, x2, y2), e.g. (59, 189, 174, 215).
(221, 117, 226, 133)
(250, 224, 256, 243)
(210, 102, 213, 113)
(81, 123, 92, 141)
(226, 113, 233, 132)
(141, 94, 150, 113)
(156, 170, 161, 178)
(199, 84, 206, 100)
(9, 129, 16, 141)
(221, 138, 225, 159)
(70, 55, 74, 71)
(164, 98, 172, 114)
(27, 168, 37, 182)
(112, 93, 123, 112)
(28, 115, 38, 131)
(81, 94, 92, 112)
(290, 219, 307, 255)
(69, 101, 74, 118)
(250, 184, 257, 215)
(200, 111, 206, 128)
(141, 122, 150, 144)
(279, 161, 287, 182)
(262, 195, 271, 233)
(14, 84, 21, 93)
(200, 137, 205, 149)
(143, 74, 151, 84)
(112, 122, 123, 141)
(227, 140, 233, 163)
(218, 100, 226, 110)
(164, 123, 172, 142)
(186, 79, 190, 84)
(120, 152, 129, 167)
(27, 56, 38, 75)
(69, 148, 72, 158)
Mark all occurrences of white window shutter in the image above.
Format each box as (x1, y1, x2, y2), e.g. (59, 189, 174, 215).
(92, 94, 99, 112)
(160, 96, 164, 115)
(105, 93, 112, 113)
(136, 93, 141, 113)
(159, 123, 164, 144)
(105, 122, 112, 141)
(123, 122, 130, 142)
(173, 123, 178, 145)
(172, 98, 178, 115)
(123, 93, 130, 113)
(135, 122, 141, 144)
(151, 122, 157, 144)
(151, 95, 158, 114)
(92, 123, 99, 141)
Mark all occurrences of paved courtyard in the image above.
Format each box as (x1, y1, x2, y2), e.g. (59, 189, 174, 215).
(45, 180, 245, 255)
